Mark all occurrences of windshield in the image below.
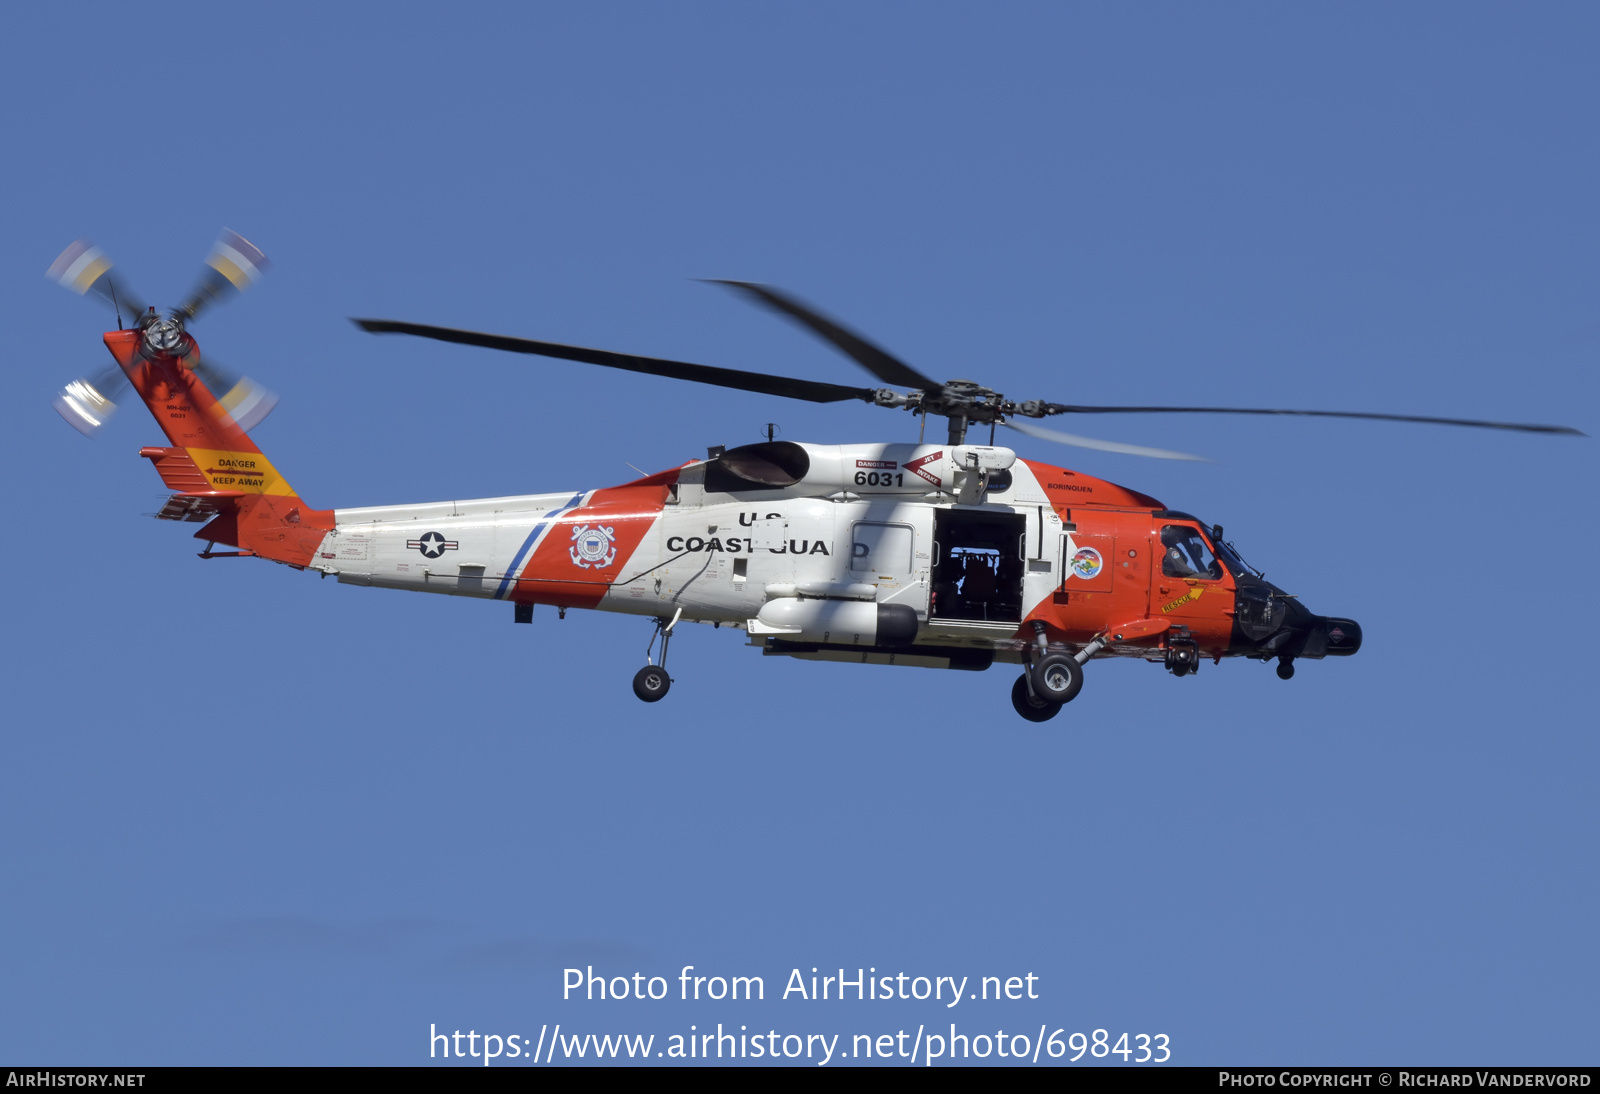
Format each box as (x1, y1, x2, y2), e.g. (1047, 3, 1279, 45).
(1212, 535, 1261, 578)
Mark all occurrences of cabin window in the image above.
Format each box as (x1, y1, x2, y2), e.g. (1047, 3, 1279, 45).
(850, 522, 913, 574)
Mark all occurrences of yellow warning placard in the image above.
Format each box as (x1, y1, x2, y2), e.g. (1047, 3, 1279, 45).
(184, 449, 295, 496)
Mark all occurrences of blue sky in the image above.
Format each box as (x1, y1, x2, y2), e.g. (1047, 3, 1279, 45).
(1, 2, 1594, 1066)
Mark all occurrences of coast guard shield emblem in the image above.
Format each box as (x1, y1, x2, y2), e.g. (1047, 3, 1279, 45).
(569, 524, 617, 569)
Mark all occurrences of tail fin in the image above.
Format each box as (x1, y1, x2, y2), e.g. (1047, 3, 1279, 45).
(105, 329, 334, 566)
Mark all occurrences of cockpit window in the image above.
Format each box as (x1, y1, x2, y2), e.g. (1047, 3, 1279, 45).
(1213, 538, 1260, 578)
(1160, 525, 1223, 580)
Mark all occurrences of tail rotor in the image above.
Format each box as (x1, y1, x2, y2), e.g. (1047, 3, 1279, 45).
(47, 230, 279, 438)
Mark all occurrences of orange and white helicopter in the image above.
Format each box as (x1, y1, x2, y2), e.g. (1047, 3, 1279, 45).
(49, 234, 1582, 720)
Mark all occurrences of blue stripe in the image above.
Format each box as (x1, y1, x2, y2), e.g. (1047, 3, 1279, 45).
(494, 492, 587, 600)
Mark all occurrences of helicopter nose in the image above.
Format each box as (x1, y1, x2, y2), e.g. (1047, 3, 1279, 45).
(1305, 616, 1362, 657)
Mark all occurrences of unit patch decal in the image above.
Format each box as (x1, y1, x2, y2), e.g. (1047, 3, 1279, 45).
(1070, 546, 1104, 580)
(569, 524, 618, 569)
(407, 531, 459, 558)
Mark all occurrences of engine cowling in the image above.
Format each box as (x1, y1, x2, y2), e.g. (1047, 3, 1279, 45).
(702, 441, 1014, 497)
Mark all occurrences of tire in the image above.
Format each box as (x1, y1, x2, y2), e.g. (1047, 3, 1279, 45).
(1276, 659, 1295, 680)
(632, 665, 671, 702)
(1011, 675, 1060, 722)
(1029, 653, 1084, 704)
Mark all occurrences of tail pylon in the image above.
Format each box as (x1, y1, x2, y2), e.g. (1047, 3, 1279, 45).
(104, 328, 332, 566)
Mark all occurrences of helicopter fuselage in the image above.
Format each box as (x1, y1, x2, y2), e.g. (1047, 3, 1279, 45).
(306, 440, 1361, 673)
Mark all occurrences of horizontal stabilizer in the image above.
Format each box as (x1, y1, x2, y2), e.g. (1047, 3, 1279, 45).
(156, 494, 226, 522)
(140, 447, 207, 492)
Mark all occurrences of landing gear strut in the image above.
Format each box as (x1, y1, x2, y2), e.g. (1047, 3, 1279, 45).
(633, 609, 682, 703)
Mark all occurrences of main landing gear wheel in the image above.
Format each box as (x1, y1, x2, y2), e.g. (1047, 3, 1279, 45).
(1029, 652, 1084, 705)
(1011, 675, 1060, 723)
(632, 665, 671, 702)
(1276, 657, 1295, 680)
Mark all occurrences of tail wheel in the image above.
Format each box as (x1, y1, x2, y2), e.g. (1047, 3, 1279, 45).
(1028, 653, 1084, 705)
(1011, 675, 1060, 722)
(632, 665, 671, 702)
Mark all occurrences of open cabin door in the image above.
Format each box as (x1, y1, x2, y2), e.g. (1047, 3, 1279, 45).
(929, 508, 1026, 623)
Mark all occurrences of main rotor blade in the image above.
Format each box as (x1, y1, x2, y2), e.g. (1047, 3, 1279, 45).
(1003, 419, 1207, 461)
(706, 280, 942, 392)
(353, 319, 877, 405)
(1038, 404, 1585, 436)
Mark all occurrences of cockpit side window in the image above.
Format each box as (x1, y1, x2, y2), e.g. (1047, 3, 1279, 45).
(1160, 525, 1223, 580)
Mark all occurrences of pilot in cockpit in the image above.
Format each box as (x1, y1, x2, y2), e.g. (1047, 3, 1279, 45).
(1160, 525, 1223, 580)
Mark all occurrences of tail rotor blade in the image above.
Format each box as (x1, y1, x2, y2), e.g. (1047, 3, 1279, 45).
(178, 229, 270, 322)
(191, 355, 279, 432)
(52, 365, 129, 438)
(1002, 418, 1207, 461)
(46, 238, 148, 320)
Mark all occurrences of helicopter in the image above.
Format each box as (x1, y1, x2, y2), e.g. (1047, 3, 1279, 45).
(47, 234, 1583, 721)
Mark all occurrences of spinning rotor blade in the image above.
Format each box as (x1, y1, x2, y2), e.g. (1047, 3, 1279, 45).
(53, 365, 129, 438)
(49, 355, 278, 438)
(1002, 418, 1206, 462)
(707, 280, 942, 391)
(1034, 403, 1585, 436)
(191, 355, 279, 433)
(352, 319, 877, 404)
(46, 239, 148, 320)
(177, 229, 270, 322)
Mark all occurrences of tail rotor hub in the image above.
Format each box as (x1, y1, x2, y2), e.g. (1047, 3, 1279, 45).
(142, 316, 186, 355)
